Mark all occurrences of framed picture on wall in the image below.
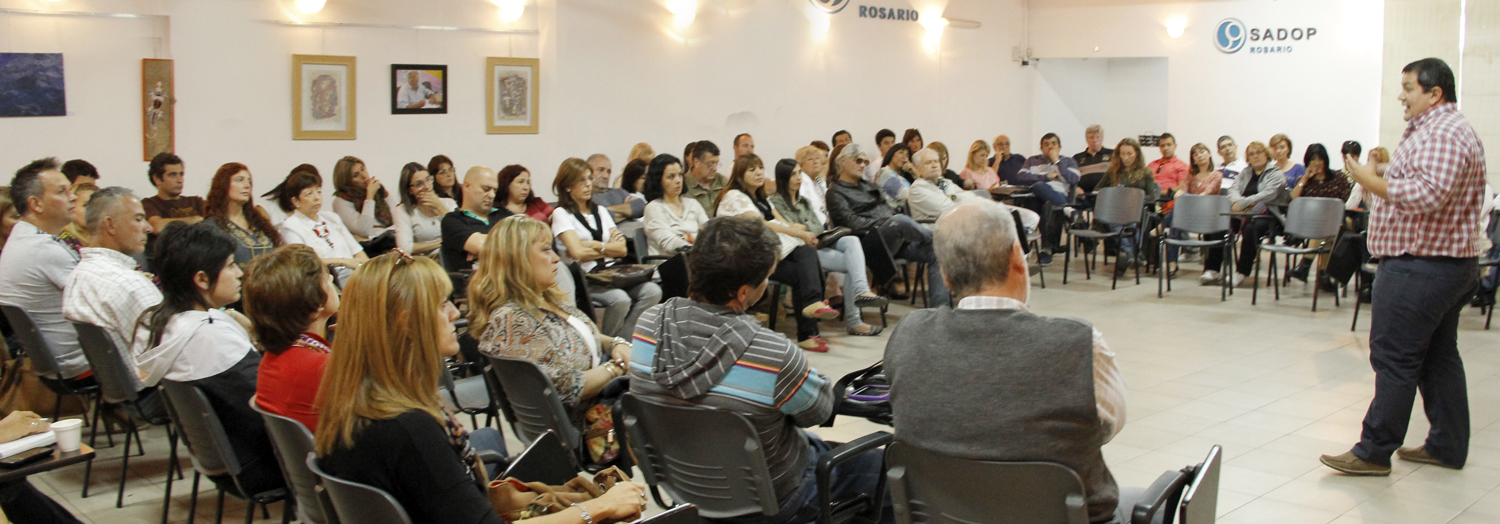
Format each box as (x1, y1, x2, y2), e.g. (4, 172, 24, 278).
(0, 53, 66, 117)
(391, 64, 447, 114)
(292, 54, 356, 140)
(142, 59, 174, 160)
(485, 57, 539, 134)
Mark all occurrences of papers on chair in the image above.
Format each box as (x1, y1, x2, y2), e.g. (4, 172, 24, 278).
(0, 431, 56, 458)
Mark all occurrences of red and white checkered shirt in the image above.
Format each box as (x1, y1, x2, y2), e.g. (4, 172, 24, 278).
(1369, 103, 1488, 258)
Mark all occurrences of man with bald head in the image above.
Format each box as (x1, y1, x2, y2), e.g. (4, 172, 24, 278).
(440, 165, 512, 272)
(588, 154, 643, 222)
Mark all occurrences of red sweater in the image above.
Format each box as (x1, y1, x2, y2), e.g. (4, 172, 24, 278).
(255, 333, 330, 433)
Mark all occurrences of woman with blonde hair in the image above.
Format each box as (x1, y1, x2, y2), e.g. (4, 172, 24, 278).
(317, 251, 647, 524)
(470, 216, 634, 463)
(1268, 133, 1305, 188)
(626, 142, 654, 166)
(960, 140, 1000, 191)
(551, 158, 662, 338)
(1208, 141, 1285, 287)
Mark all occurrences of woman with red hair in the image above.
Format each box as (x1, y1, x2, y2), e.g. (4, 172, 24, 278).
(496, 164, 554, 222)
(206, 162, 282, 266)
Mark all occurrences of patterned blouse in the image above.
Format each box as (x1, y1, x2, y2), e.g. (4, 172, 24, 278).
(1299, 172, 1355, 201)
(223, 219, 276, 266)
(476, 300, 605, 431)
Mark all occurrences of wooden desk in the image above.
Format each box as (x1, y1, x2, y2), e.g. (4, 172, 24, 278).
(0, 444, 95, 483)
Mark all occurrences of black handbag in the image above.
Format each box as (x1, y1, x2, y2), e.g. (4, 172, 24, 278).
(586, 260, 656, 290)
(816, 227, 854, 249)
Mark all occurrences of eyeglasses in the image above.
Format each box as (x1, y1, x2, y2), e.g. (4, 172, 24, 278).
(388, 248, 416, 263)
(411, 179, 432, 189)
(853, 158, 871, 166)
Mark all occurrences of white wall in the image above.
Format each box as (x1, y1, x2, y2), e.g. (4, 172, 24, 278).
(1033, 57, 1169, 150)
(0, 0, 1034, 207)
(1028, 0, 1386, 166)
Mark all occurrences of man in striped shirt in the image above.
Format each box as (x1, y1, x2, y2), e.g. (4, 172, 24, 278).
(629, 216, 888, 523)
(1322, 58, 1485, 476)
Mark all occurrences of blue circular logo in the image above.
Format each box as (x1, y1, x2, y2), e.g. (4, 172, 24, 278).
(809, 0, 850, 14)
(1215, 18, 1246, 53)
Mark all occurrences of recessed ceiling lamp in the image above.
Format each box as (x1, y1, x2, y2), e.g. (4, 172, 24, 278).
(498, 0, 525, 22)
(296, 0, 326, 14)
(668, 0, 697, 28)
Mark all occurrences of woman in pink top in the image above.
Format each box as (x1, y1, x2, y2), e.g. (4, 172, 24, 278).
(959, 140, 1001, 190)
(1164, 143, 1225, 270)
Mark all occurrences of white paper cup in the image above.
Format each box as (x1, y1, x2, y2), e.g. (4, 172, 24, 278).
(51, 419, 83, 452)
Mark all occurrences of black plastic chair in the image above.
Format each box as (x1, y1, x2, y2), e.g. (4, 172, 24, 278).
(160, 381, 291, 524)
(1130, 445, 1222, 524)
(1157, 194, 1234, 301)
(500, 429, 583, 486)
(1351, 256, 1379, 331)
(620, 392, 891, 523)
(1253, 197, 1345, 311)
(249, 398, 327, 524)
(440, 357, 498, 429)
(306, 453, 413, 524)
(885, 441, 1089, 524)
(640, 503, 702, 524)
(1063, 187, 1146, 289)
(71, 320, 174, 506)
(1013, 210, 1046, 289)
(0, 304, 101, 440)
(484, 355, 588, 467)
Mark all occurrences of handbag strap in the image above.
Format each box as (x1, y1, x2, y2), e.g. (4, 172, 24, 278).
(570, 203, 605, 242)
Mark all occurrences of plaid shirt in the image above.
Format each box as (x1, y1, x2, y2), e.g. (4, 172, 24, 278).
(1370, 103, 1488, 258)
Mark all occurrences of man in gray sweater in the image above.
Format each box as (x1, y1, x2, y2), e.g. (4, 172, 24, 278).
(630, 216, 889, 524)
(884, 199, 1129, 523)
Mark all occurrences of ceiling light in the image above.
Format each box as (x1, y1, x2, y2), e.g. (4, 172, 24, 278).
(296, 0, 326, 14)
(1166, 17, 1186, 39)
(498, 0, 524, 22)
(668, 0, 697, 28)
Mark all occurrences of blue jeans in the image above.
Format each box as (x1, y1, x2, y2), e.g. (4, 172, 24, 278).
(714, 434, 890, 524)
(819, 236, 872, 327)
(1353, 256, 1477, 467)
(1029, 181, 1070, 206)
(1107, 225, 1138, 256)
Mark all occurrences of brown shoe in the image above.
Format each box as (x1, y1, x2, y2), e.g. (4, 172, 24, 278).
(1397, 446, 1461, 469)
(1319, 451, 1391, 476)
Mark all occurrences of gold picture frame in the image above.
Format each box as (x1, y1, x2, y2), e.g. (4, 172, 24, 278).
(292, 54, 356, 140)
(485, 57, 539, 134)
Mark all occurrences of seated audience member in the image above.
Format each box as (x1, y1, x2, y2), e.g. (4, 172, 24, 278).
(588, 154, 643, 223)
(137, 222, 282, 495)
(1205, 141, 1285, 287)
(627, 142, 654, 165)
(682, 141, 728, 215)
(810, 140, 831, 152)
(1269, 133, 1305, 188)
(552, 158, 663, 338)
(246, 245, 337, 432)
(0, 411, 85, 524)
(395, 162, 452, 255)
(59, 182, 97, 250)
(619, 158, 648, 202)
(0, 159, 88, 380)
(733, 133, 756, 160)
(903, 128, 924, 153)
(989, 135, 1026, 187)
(909, 148, 1040, 245)
(318, 251, 643, 524)
(61, 158, 99, 189)
(874, 144, 914, 206)
(440, 166, 510, 273)
(1101, 139, 1161, 276)
(269, 166, 368, 283)
(1074, 125, 1113, 192)
(928, 142, 965, 188)
(1287, 143, 1353, 288)
(62, 187, 161, 370)
(331, 155, 395, 241)
(827, 144, 950, 307)
(496, 164, 553, 222)
(959, 140, 1001, 191)
(715, 154, 838, 351)
(630, 216, 890, 524)
(1148, 133, 1189, 195)
(1216, 135, 1248, 184)
(206, 163, 282, 266)
(769, 158, 888, 336)
(143, 153, 205, 233)
(1163, 143, 1225, 266)
(641, 154, 708, 256)
(795, 145, 831, 225)
(831, 129, 853, 148)
(429, 154, 463, 206)
(1015, 133, 1083, 254)
(1345, 146, 1389, 210)
(885, 199, 1127, 523)
(470, 216, 631, 464)
(866, 129, 897, 183)
(0, 187, 16, 250)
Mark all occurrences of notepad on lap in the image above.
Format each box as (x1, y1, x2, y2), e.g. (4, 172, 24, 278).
(0, 432, 56, 458)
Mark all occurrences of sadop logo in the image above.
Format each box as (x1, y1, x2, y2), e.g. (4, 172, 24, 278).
(1215, 18, 1247, 53)
(810, 0, 851, 14)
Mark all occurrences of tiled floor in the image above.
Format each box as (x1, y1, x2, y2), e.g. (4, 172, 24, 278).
(19, 256, 1500, 523)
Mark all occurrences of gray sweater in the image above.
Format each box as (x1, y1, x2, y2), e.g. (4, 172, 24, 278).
(884, 306, 1119, 523)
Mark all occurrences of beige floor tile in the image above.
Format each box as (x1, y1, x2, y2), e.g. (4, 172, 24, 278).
(1219, 497, 1343, 524)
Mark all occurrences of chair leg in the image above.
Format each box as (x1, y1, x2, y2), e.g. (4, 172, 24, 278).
(88, 397, 103, 448)
(161, 431, 178, 524)
(116, 424, 134, 508)
(1351, 270, 1362, 331)
(282, 498, 293, 524)
(1488, 301, 1495, 330)
(1063, 236, 1072, 285)
(1158, 243, 1166, 299)
(1311, 273, 1321, 312)
(244, 500, 256, 524)
(1252, 248, 1261, 305)
(188, 472, 201, 524)
(214, 489, 226, 524)
(1271, 253, 1281, 301)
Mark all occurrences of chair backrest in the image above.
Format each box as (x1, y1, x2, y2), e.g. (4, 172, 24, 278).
(639, 504, 701, 524)
(619, 393, 779, 520)
(565, 262, 596, 320)
(1283, 197, 1344, 240)
(0, 304, 65, 379)
(1093, 187, 1147, 226)
(305, 453, 413, 524)
(484, 355, 582, 453)
(632, 226, 651, 263)
(1180, 445, 1221, 524)
(70, 321, 144, 405)
(1169, 194, 1232, 236)
(500, 430, 583, 486)
(250, 398, 328, 524)
(160, 380, 238, 479)
(885, 441, 1089, 524)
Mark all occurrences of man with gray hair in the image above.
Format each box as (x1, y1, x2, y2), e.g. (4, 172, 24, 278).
(0, 157, 88, 380)
(827, 143, 949, 306)
(883, 199, 1128, 523)
(63, 186, 160, 364)
(588, 153, 644, 222)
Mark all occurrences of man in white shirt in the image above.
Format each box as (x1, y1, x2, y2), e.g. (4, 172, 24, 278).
(0, 158, 87, 379)
(909, 148, 1039, 234)
(396, 70, 438, 109)
(63, 187, 160, 365)
(1216, 135, 1248, 189)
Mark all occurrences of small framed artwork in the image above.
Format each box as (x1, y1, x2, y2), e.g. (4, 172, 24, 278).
(391, 64, 447, 114)
(485, 57, 539, 134)
(292, 54, 356, 140)
(142, 59, 174, 160)
(0, 53, 66, 117)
